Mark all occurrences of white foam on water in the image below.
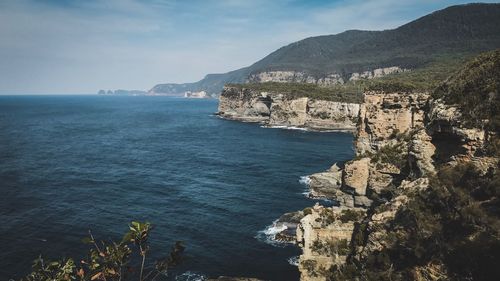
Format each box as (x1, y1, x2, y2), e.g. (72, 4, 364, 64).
(255, 220, 288, 247)
(299, 175, 312, 197)
(261, 125, 353, 133)
(175, 271, 207, 281)
(298, 175, 311, 186)
(261, 125, 309, 131)
(287, 256, 300, 266)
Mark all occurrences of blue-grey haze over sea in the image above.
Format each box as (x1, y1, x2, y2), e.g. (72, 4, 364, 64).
(0, 96, 354, 280)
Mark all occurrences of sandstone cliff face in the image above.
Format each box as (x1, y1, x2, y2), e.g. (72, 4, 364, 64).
(247, 71, 344, 85)
(247, 67, 408, 85)
(217, 86, 360, 131)
(295, 91, 438, 280)
(218, 85, 496, 280)
(296, 204, 363, 281)
(355, 91, 429, 154)
(304, 91, 433, 209)
(294, 91, 500, 280)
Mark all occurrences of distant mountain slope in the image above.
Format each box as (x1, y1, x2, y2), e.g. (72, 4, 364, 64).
(150, 3, 500, 95)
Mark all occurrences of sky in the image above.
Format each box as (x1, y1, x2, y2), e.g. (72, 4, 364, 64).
(0, 0, 497, 94)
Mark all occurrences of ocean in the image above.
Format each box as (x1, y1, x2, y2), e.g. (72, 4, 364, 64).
(0, 95, 354, 280)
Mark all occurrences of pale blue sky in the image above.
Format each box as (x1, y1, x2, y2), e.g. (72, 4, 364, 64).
(0, 0, 496, 94)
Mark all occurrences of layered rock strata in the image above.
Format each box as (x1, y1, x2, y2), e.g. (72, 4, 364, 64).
(296, 91, 437, 281)
(356, 91, 429, 154)
(296, 204, 365, 281)
(247, 67, 408, 85)
(293, 88, 498, 280)
(216, 86, 496, 280)
(217, 86, 360, 131)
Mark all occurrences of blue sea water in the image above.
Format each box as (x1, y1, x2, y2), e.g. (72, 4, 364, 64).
(0, 96, 354, 280)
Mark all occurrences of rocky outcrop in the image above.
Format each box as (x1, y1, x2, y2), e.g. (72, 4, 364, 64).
(291, 84, 500, 280)
(247, 67, 408, 85)
(308, 164, 343, 199)
(293, 91, 438, 280)
(301, 91, 430, 202)
(217, 86, 360, 131)
(217, 87, 272, 123)
(355, 91, 429, 154)
(273, 211, 307, 243)
(342, 158, 370, 196)
(247, 71, 345, 85)
(349, 66, 409, 81)
(306, 159, 374, 208)
(408, 129, 436, 176)
(427, 99, 486, 159)
(296, 204, 364, 281)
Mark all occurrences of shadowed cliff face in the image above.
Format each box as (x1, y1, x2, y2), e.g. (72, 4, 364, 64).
(217, 86, 360, 131)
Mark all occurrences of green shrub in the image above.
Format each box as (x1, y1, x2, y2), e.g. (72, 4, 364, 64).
(21, 222, 184, 281)
(339, 209, 365, 223)
(364, 142, 408, 169)
(301, 260, 318, 277)
(311, 239, 350, 256)
(320, 208, 336, 226)
(365, 81, 417, 93)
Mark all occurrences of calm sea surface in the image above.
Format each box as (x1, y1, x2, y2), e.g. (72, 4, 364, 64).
(0, 96, 354, 280)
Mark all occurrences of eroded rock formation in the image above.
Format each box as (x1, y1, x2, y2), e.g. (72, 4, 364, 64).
(293, 88, 498, 280)
(356, 91, 429, 154)
(293, 91, 439, 280)
(296, 204, 364, 281)
(217, 86, 360, 131)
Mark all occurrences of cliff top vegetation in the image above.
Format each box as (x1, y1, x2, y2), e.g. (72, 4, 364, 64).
(433, 49, 500, 132)
(225, 82, 364, 103)
(226, 53, 476, 101)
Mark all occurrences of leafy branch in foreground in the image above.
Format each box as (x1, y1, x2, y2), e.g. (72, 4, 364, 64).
(21, 221, 184, 281)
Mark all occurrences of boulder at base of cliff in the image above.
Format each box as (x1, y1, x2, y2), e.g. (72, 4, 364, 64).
(308, 163, 342, 198)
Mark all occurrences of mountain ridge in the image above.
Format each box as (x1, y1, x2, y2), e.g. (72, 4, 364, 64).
(150, 3, 500, 95)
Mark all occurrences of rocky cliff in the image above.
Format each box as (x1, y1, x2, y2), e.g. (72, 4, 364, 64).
(292, 90, 430, 280)
(355, 91, 429, 154)
(291, 50, 500, 281)
(217, 86, 360, 131)
(216, 84, 497, 280)
(215, 49, 499, 280)
(247, 67, 408, 85)
(293, 85, 498, 280)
